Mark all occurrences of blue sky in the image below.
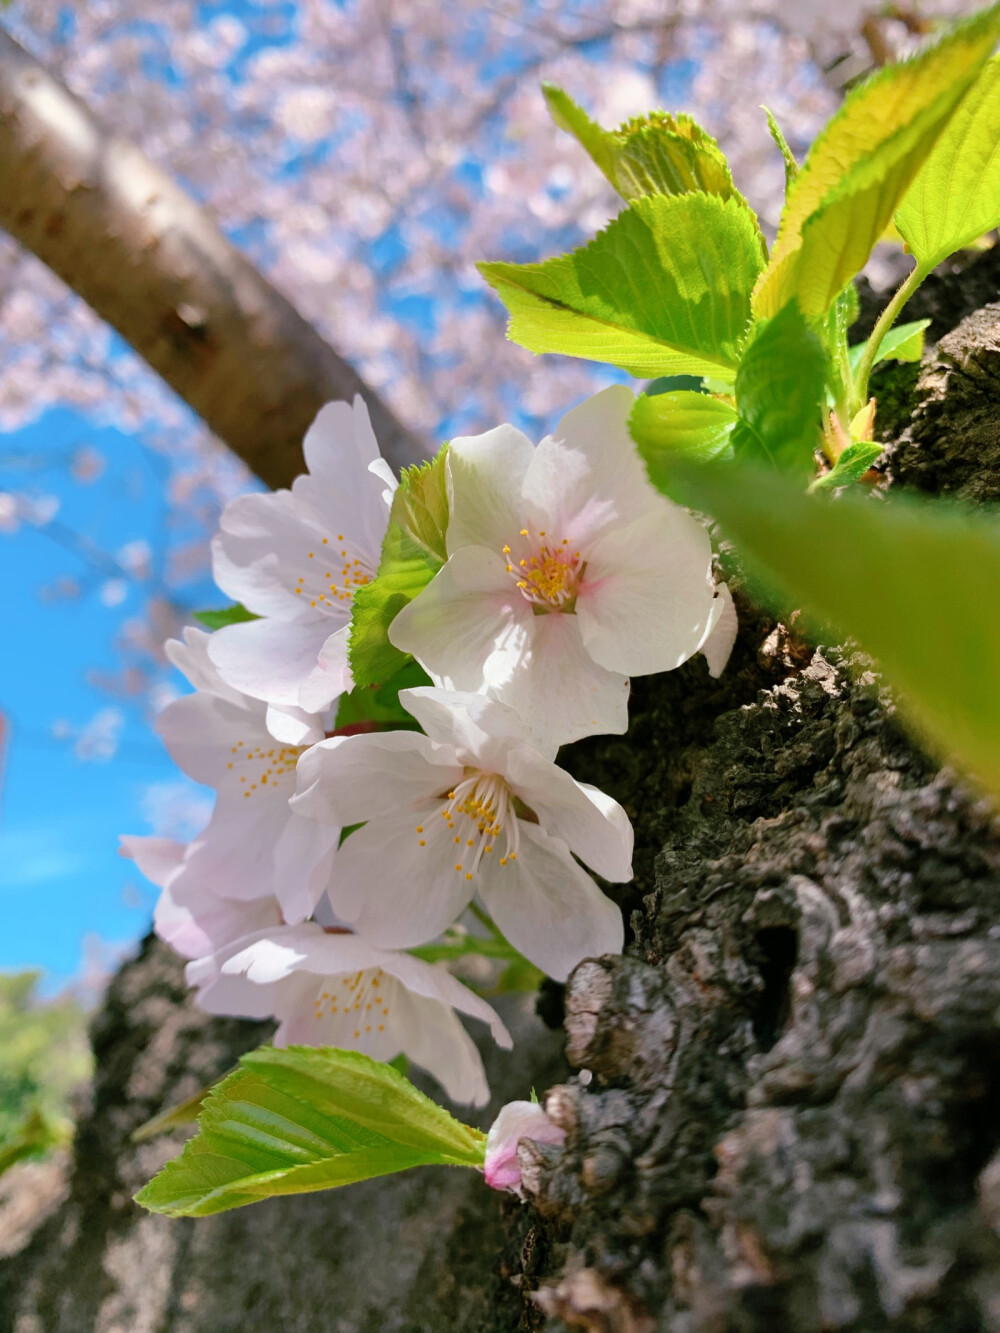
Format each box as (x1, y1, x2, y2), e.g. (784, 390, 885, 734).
(0, 409, 215, 989)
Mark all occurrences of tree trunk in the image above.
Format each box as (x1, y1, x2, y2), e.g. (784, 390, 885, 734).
(0, 27, 424, 489)
(2, 257, 1000, 1333)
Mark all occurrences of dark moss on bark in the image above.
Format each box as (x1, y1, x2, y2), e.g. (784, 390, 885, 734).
(4, 270, 1000, 1333)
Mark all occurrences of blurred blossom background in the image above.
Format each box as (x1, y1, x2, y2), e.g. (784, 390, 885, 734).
(0, 0, 977, 1013)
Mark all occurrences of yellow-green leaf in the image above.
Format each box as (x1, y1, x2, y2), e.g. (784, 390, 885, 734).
(478, 193, 763, 378)
(754, 4, 1000, 319)
(630, 390, 739, 495)
(896, 57, 1000, 269)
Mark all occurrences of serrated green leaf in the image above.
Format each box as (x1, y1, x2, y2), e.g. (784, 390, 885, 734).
(810, 440, 885, 491)
(848, 318, 930, 374)
(733, 303, 829, 476)
(348, 449, 450, 689)
(136, 1045, 486, 1218)
(132, 1081, 225, 1144)
(754, 4, 1000, 319)
(192, 603, 257, 630)
(334, 660, 431, 731)
(896, 57, 1000, 270)
(764, 105, 799, 190)
(629, 390, 739, 495)
(478, 193, 764, 378)
(543, 84, 744, 206)
(667, 460, 1000, 803)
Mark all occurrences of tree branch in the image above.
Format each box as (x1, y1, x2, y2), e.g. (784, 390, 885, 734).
(0, 27, 426, 489)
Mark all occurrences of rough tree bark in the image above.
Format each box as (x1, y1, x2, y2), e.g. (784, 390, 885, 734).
(2, 259, 1000, 1333)
(0, 26, 424, 488)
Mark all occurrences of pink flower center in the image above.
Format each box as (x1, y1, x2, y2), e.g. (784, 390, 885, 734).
(294, 533, 373, 612)
(226, 740, 306, 798)
(502, 528, 583, 612)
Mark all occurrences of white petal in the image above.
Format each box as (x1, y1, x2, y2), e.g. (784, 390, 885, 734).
(155, 875, 282, 960)
(486, 611, 630, 752)
(523, 386, 657, 547)
(182, 795, 298, 909)
(393, 994, 491, 1106)
(478, 822, 624, 982)
(330, 808, 475, 947)
(208, 617, 332, 707)
(303, 397, 381, 475)
(212, 489, 327, 620)
(165, 628, 246, 705)
(700, 583, 738, 678)
(265, 702, 326, 746)
(399, 686, 544, 768)
(118, 835, 186, 888)
(504, 747, 633, 882)
(155, 692, 259, 787)
(297, 624, 351, 713)
(445, 423, 535, 556)
(576, 506, 716, 677)
(292, 731, 463, 826)
(388, 546, 525, 692)
(377, 949, 512, 1051)
(270, 812, 340, 924)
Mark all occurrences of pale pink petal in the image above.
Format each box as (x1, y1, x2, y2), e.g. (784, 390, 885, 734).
(329, 807, 475, 946)
(523, 386, 658, 547)
(388, 546, 526, 692)
(211, 490, 328, 621)
(485, 611, 630, 752)
(292, 731, 463, 827)
(156, 877, 282, 960)
(376, 949, 513, 1050)
(208, 617, 332, 707)
(399, 686, 542, 769)
(577, 507, 716, 677)
(700, 583, 738, 678)
(118, 835, 186, 888)
(504, 748, 633, 882)
(265, 703, 326, 746)
(445, 424, 535, 556)
(165, 628, 245, 705)
(297, 624, 351, 713)
(271, 812, 340, 924)
(392, 993, 491, 1106)
(156, 692, 258, 787)
(478, 822, 623, 982)
(485, 1101, 566, 1193)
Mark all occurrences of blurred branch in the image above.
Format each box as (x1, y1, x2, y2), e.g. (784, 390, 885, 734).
(0, 26, 426, 488)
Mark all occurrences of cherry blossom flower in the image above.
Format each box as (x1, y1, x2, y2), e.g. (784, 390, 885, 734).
(186, 921, 513, 1107)
(388, 386, 732, 750)
(119, 834, 282, 960)
(292, 687, 630, 982)
(484, 1099, 567, 1196)
(207, 397, 397, 714)
(153, 627, 340, 924)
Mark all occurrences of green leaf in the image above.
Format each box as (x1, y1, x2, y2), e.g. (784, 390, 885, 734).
(478, 193, 764, 378)
(896, 57, 1000, 269)
(348, 449, 450, 689)
(754, 4, 1000, 319)
(543, 84, 744, 205)
(0, 1108, 68, 1180)
(131, 1083, 222, 1144)
(810, 440, 885, 491)
(848, 318, 930, 374)
(334, 660, 431, 731)
(136, 1045, 486, 1219)
(733, 303, 829, 476)
(629, 390, 739, 495)
(192, 603, 257, 630)
(764, 105, 799, 189)
(668, 460, 1000, 804)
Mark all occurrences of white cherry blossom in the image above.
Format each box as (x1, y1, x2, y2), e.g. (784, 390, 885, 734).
(119, 834, 282, 960)
(207, 397, 397, 715)
(484, 1099, 567, 1196)
(154, 627, 340, 924)
(292, 687, 631, 983)
(388, 386, 732, 750)
(186, 921, 513, 1107)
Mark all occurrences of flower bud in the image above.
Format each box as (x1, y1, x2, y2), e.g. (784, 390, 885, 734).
(484, 1100, 567, 1197)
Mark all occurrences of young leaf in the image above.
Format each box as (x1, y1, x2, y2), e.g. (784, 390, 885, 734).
(810, 440, 885, 491)
(136, 1045, 486, 1218)
(478, 193, 764, 378)
(629, 390, 739, 495)
(668, 460, 1000, 804)
(896, 57, 1000, 270)
(348, 449, 449, 689)
(543, 84, 743, 206)
(732, 303, 828, 476)
(764, 106, 799, 189)
(754, 4, 1000, 319)
(848, 318, 930, 374)
(334, 659, 431, 731)
(192, 603, 257, 630)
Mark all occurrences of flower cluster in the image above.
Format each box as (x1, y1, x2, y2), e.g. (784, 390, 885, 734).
(124, 388, 734, 1107)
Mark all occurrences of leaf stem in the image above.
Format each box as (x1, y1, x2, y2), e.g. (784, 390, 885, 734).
(852, 261, 928, 410)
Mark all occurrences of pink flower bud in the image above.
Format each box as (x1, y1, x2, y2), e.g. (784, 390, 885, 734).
(484, 1100, 566, 1196)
